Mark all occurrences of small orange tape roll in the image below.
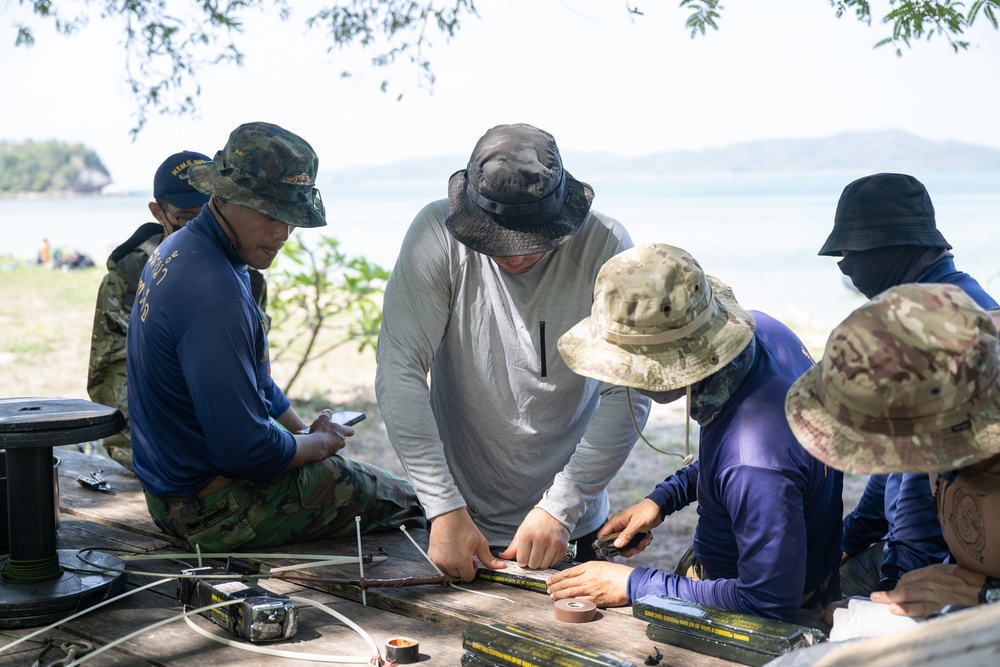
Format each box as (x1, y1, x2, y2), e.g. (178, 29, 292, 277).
(554, 598, 597, 623)
(385, 636, 420, 664)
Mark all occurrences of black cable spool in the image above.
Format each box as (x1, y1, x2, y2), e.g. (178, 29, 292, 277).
(0, 397, 128, 628)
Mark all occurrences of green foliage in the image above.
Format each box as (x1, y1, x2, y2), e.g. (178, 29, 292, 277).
(13, 0, 478, 136)
(680, 0, 999, 53)
(11, 1, 995, 136)
(266, 234, 390, 394)
(0, 139, 110, 194)
(679, 0, 721, 37)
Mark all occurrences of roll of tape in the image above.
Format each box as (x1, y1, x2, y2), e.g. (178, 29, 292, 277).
(385, 636, 420, 664)
(554, 598, 597, 623)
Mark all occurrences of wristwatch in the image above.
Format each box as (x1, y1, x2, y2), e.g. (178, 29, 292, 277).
(979, 576, 1000, 604)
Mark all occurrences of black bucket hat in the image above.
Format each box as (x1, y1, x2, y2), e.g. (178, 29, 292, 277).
(445, 123, 594, 257)
(188, 121, 327, 229)
(818, 173, 950, 256)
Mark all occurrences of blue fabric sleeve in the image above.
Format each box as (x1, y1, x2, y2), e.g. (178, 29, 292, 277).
(263, 379, 291, 419)
(883, 473, 949, 580)
(630, 464, 810, 622)
(177, 299, 295, 480)
(646, 462, 699, 516)
(842, 474, 889, 556)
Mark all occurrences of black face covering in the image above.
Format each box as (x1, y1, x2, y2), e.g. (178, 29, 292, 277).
(837, 245, 951, 299)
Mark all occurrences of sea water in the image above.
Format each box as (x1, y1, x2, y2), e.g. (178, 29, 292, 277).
(3, 169, 998, 333)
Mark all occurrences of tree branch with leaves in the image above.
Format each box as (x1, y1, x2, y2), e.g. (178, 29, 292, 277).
(680, 0, 998, 53)
(266, 234, 389, 395)
(12, 0, 478, 136)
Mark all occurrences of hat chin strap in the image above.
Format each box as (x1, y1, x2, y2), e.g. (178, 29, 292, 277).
(212, 199, 242, 254)
(626, 387, 695, 466)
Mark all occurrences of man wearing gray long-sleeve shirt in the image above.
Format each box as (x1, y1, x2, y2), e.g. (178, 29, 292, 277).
(375, 124, 650, 581)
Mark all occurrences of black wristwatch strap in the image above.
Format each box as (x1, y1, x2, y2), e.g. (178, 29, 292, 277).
(978, 576, 1000, 604)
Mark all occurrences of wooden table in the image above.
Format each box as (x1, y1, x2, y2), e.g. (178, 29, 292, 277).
(0, 449, 740, 666)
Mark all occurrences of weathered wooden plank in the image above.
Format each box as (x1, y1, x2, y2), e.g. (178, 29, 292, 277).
(56, 448, 177, 546)
(50, 449, 738, 666)
(53, 583, 469, 666)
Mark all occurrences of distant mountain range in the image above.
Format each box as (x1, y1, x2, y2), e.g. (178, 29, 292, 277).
(328, 130, 1000, 183)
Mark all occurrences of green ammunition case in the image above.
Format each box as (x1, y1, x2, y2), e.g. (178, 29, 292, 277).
(634, 595, 825, 666)
(462, 623, 636, 667)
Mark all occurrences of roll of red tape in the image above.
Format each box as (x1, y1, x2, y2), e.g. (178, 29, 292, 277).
(554, 598, 597, 623)
(385, 636, 420, 664)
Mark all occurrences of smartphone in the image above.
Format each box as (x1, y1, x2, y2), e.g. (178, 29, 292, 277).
(329, 410, 366, 426)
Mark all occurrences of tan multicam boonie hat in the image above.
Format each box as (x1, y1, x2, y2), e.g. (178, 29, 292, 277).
(558, 244, 756, 391)
(188, 121, 327, 228)
(786, 283, 1000, 474)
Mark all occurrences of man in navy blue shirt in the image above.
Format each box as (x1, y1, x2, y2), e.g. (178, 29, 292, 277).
(126, 122, 424, 551)
(548, 244, 843, 623)
(820, 173, 997, 596)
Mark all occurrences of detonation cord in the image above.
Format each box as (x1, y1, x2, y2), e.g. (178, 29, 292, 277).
(399, 525, 513, 603)
(0, 547, 390, 664)
(626, 387, 696, 466)
(66, 597, 381, 666)
(180, 596, 381, 665)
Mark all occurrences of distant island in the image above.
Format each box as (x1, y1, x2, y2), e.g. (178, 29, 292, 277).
(329, 130, 1000, 183)
(0, 140, 111, 196)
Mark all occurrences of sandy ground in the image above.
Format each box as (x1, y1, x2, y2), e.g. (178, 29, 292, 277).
(1, 264, 866, 572)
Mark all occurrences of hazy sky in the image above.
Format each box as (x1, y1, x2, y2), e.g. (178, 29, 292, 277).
(2, 0, 998, 192)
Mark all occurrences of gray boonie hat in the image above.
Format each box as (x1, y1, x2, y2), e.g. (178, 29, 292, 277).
(558, 244, 756, 391)
(786, 283, 1000, 474)
(818, 173, 950, 256)
(188, 121, 326, 228)
(445, 123, 594, 256)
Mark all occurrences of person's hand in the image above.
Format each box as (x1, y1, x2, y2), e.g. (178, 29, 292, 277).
(869, 564, 986, 617)
(596, 499, 662, 557)
(546, 561, 633, 608)
(288, 409, 353, 469)
(841, 550, 851, 565)
(429, 508, 503, 582)
(497, 508, 571, 569)
(821, 598, 852, 626)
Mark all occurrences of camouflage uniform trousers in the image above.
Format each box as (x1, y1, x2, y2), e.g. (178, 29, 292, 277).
(839, 539, 887, 598)
(144, 455, 426, 551)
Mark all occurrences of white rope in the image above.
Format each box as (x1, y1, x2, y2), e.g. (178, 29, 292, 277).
(177, 595, 380, 664)
(66, 599, 241, 666)
(399, 526, 513, 603)
(0, 577, 175, 655)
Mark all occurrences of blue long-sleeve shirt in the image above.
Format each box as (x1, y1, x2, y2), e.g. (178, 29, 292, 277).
(842, 257, 998, 583)
(842, 473, 949, 583)
(627, 312, 844, 622)
(916, 256, 997, 310)
(126, 207, 295, 498)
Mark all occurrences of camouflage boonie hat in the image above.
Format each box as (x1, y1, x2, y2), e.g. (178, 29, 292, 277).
(558, 244, 756, 391)
(188, 121, 326, 228)
(785, 283, 1000, 474)
(445, 123, 594, 256)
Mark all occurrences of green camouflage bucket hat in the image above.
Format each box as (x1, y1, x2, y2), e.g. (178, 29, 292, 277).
(446, 123, 594, 256)
(187, 121, 326, 228)
(786, 283, 1000, 474)
(558, 244, 756, 391)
